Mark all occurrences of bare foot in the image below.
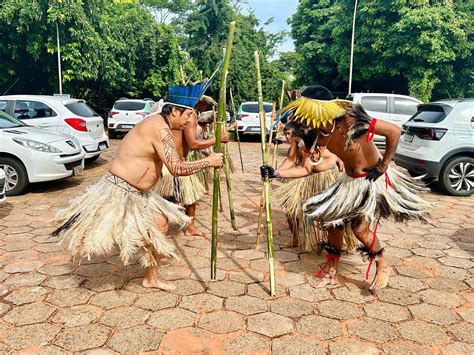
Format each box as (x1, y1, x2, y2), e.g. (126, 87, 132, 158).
(142, 277, 176, 290)
(310, 268, 339, 288)
(184, 224, 207, 238)
(369, 260, 391, 291)
(280, 237, 299, 249)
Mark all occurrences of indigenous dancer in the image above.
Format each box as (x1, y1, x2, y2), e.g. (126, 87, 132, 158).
(262, 98, 430, 291)
(154, 97, 235, 237)
(272, 122, 356, 253)
(52, 82, 223, 290)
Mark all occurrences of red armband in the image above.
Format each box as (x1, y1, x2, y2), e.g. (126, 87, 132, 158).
(366, 118, 377, 142)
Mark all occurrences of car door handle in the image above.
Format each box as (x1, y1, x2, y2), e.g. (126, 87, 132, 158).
(471, 117, 474, 122)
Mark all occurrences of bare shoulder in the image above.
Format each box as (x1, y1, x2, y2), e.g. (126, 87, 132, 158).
(142, 114, 171, 137)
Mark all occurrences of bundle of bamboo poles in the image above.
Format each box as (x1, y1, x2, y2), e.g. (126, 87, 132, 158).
(254, 50, 276, 296)
(210, 21, 236, 280)
(229, 88, 244, 173)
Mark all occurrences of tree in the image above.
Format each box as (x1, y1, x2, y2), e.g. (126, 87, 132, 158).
(290, 0, 473, 101)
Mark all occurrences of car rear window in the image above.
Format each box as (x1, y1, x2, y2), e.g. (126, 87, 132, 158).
(360, 96, 388, 113)
(241, 103, 272, 113)
(113, 101, 146, 111)
(65, 102, 97, 117)
(409, 105, 448, 123)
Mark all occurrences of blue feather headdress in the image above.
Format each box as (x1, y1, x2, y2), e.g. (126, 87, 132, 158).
(166, 59, 223, 109)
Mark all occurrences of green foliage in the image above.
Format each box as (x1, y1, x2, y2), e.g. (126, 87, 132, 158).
(290, 0, 473, 101)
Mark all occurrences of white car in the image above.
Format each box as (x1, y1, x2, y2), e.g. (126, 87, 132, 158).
(236, 101, 274, 135)
(394, 99, 474, 196)
(0, 95, 109, 162)
(0, 111, 85, 196)
(347, 93, 423, 146)
(107, 98, 155, 138)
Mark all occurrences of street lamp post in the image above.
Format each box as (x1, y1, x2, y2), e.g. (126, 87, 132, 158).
(56, 22, 63, 95)
(348, 0, 358, 95)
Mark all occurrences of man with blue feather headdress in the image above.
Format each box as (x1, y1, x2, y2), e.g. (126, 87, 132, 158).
(51, 82, 224, 291)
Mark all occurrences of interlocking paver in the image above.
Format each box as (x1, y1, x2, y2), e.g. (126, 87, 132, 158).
(52, 305, 103, 327)
(54, 324, 110, 352)
(198, 310, 244, 333)
(1, 140, 471, 352)
(273, 335, 323, 354)
(248, 312, 294, 338)
(147, 308, 195, 330)
(107, 326, 164, 352)
(179, 293, 223, 313)
(3, 303, 56, 326)
(226, 295, 267, 315)
(100, 306, 150, 328)
(297, 315, 343, 340)
(399, 320, 450, 346)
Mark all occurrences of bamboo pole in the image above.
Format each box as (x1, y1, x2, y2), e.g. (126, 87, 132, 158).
(224, 143, 237, 230)
(272, 80, 286, 167)
(254, 50, 276, 296)
(255, 102, 276, 249)
(211, 21, 236, 280)
(229, 88, 244, 173)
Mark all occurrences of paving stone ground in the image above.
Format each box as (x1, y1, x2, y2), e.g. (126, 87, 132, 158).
(0, 140, 473, 353)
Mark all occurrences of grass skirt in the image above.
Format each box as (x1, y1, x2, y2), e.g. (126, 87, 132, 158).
(273, 167, 357, 252)
(304, 166, 430, 229)
(53, 172, 190, 268)
(153, 164, 206, 206)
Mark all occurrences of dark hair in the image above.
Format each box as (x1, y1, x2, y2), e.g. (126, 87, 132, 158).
(301, 85, 334, 100)
(161, 104, 187, 118)
(301, 128, 318, 149)
(346, 103, 371, 123)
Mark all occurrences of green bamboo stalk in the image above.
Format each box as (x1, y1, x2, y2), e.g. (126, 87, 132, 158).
(211, 21, 236, 280)
(272, 80, 286, 167)
(229, 88, 244, 173)
(256, 102, 276, 249)
(224, 144, 237, 230)
(255, 50, 276, 296)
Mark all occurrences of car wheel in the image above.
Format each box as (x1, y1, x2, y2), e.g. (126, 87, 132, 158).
(85, 155, 100, 164)
(440, 156, 474, 196)
(0, 157, 29, 196)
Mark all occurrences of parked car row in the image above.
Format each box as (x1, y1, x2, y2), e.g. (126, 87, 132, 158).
(0, 95, 109, 196)
(107, 98, 155, 138)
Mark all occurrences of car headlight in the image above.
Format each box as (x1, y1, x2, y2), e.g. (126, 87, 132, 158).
(13, 138, 63, 153)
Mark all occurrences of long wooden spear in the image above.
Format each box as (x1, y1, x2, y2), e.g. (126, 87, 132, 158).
(211, 21, 236, 280)
(255, 50, 276, 296)
(229, 88, 244, 173)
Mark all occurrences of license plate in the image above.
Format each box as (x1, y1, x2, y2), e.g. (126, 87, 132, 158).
(122, 124, 133, 129)
(249, 127, 261, 132)
(73, 165, 83, 176)
(404, 133, 414, 143)
(99, 143, 107, 151)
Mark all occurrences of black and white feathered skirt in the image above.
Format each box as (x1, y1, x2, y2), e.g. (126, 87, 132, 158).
(303, 166, 430, 229)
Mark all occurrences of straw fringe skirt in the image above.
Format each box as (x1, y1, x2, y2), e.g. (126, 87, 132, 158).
(153, 164, 206, 206)
(52, 172, 191, 268)
(304, 166, 430, 229)
(273, 167, 357, 252)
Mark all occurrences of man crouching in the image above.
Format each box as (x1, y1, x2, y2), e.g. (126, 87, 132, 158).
(52, 85, 223, 291)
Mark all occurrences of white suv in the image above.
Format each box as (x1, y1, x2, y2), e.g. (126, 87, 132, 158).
(236, 101, 274, 136)
(107, 98, 154, 138)
(394, 99, 474, 196)
(347, 93, 422, 146)
(0, 95, 109, 162)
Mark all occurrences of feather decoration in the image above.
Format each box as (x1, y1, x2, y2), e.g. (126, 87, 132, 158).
(280, 97, 352, 128)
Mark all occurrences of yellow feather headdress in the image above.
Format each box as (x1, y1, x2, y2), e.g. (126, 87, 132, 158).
(280, 97, 352, 128)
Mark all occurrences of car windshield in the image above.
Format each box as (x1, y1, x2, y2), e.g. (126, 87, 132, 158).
(241, 103, 273, 113)
(0, 111, 26, 129)
(410, 105, 447, 123)
(65, 102, 98, 117)
(114, 101, 146, 111)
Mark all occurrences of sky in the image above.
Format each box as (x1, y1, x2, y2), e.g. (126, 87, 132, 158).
(243, 0, 299, 54)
